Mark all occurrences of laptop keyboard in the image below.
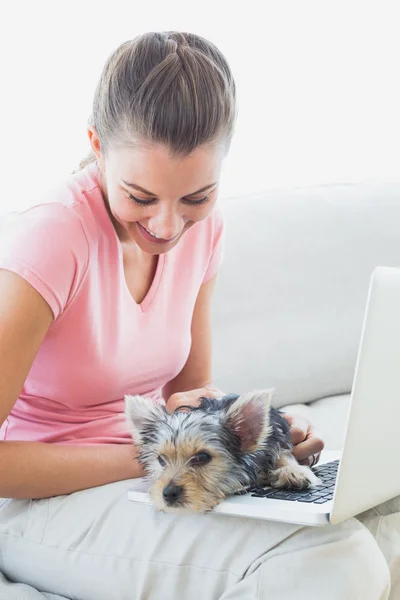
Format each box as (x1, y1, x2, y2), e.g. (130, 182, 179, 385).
(235, 459, 339, 504)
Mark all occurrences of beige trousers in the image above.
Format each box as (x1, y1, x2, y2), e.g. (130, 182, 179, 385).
(0, 478, 394, 600)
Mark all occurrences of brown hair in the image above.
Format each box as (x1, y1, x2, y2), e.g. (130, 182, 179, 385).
(76, 31, 237, 171)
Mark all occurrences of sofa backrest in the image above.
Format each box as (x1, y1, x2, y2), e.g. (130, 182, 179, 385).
(212, 180, 400, 408)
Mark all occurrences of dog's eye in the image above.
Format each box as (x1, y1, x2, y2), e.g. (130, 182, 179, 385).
(190, 451, 212, 466)
(158, 455, 166, 467)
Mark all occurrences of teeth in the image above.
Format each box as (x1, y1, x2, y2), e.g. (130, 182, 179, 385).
(143, 226, 162, 239)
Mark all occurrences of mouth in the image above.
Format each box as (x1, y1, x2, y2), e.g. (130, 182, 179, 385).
(137, 222, 182, 245)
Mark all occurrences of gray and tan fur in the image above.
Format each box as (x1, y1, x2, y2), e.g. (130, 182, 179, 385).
(125, 390, 319, 512)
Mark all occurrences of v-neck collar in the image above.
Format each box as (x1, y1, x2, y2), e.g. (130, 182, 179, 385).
(85, 161, 166, 313)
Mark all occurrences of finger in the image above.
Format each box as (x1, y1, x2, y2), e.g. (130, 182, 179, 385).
(298, 452, 321, 467)
(166, 395, 202, 413)
(202, 385, 225, 400)
(298, 456, 312, 467)
(167, 385, 224, 413)
(281, 413, 293, 427)
(282, 414, 309, 445)
(292, 433, 325, 462)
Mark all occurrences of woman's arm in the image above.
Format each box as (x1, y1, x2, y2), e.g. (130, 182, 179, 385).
(0, 441, 142, 499)
(0, 271, 143, 499)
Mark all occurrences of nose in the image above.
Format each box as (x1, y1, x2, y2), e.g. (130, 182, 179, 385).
(163, 483, 183, 504)
(148, 207, 185, 241)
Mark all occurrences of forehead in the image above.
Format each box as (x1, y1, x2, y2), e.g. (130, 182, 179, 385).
(149, 412, 222, 454)
(107, 142, 224, 194)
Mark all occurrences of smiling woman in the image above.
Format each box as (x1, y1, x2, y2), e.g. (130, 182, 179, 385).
(91, 141, 224, 253)
(0, 30, 390, 600)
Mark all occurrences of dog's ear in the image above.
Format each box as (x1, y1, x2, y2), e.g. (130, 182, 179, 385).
(125, 395, 164, 445)
(222, 389, 274, 453)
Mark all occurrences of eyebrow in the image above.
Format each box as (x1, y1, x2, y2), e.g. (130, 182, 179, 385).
(121, 180, 218, 197)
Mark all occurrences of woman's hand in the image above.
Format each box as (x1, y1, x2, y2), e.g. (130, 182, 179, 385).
(166, 384, 224, 413)
(282, 413, 325, 467)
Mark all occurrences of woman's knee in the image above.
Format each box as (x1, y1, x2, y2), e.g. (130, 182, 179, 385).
(252, 519, 391, 600)
(347, 520, 391, 599)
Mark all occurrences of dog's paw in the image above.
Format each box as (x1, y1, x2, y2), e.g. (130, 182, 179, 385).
(268, 462, 321, 490)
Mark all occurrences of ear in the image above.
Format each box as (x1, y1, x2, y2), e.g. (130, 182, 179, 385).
(88, 126, 101, 158)
(222, 389, 274, 453)
(125, 395, 164, 445)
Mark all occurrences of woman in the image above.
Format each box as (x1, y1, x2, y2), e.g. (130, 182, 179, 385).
(0, 31, 389, 599)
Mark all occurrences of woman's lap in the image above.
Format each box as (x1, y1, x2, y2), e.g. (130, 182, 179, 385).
(0, 480, 391, 600)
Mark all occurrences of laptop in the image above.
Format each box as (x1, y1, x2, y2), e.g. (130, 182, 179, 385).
(127, 266, 400, 526)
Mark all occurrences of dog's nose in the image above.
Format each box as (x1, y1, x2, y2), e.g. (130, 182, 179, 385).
(163, 484, 183, 504)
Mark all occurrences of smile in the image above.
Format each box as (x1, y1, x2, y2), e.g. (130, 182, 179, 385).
(137, 222, 182, 244)
(143, 226, 163, 239)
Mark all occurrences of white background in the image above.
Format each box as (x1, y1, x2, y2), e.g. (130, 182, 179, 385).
(0, 0, 399, 214)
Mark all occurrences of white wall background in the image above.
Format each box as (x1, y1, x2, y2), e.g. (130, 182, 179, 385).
(0, 0, 399, 214)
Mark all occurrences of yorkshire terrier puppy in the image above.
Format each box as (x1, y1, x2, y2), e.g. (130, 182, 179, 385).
(125, 390, 320, 512)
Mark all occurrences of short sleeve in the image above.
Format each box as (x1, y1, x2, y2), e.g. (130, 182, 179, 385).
(0, 204, 89, 319)
(202, 207, 225, 284)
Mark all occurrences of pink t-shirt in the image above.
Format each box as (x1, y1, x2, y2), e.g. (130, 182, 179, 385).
(0, 162, 224, 445)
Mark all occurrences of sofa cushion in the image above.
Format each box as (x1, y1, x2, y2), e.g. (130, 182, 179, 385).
(212, 180, 400, 407)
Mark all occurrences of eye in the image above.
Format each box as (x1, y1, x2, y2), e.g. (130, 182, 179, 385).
(158, 455, 166, 467)
(128, 192, 213, 207)
(183, 194, 211, 206)
(128, 194, 156, 206)
(189, 451, 212, 467)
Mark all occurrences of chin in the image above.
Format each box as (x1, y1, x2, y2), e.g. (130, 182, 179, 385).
(132, 236, 180, 255)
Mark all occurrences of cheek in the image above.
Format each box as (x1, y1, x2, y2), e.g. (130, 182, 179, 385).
(109, 194, 141, 223)
(188, 199, 218, 223)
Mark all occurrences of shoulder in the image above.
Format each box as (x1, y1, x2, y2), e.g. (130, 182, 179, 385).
(210, 205, 224, 244)
(188, 206, 225, 248)
(0, 202, 89, 262)
(205, 205, 224, 233)
(0, 188, 93, 319)
(0, 202, 90, 317)
(0, 164, 111, 319)
(0, 163, 105, 260)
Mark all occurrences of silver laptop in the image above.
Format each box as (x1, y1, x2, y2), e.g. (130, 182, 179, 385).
(127, 266, 400, 526)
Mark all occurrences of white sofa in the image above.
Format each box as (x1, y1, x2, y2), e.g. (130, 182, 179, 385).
(212, 179, 400, 598)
